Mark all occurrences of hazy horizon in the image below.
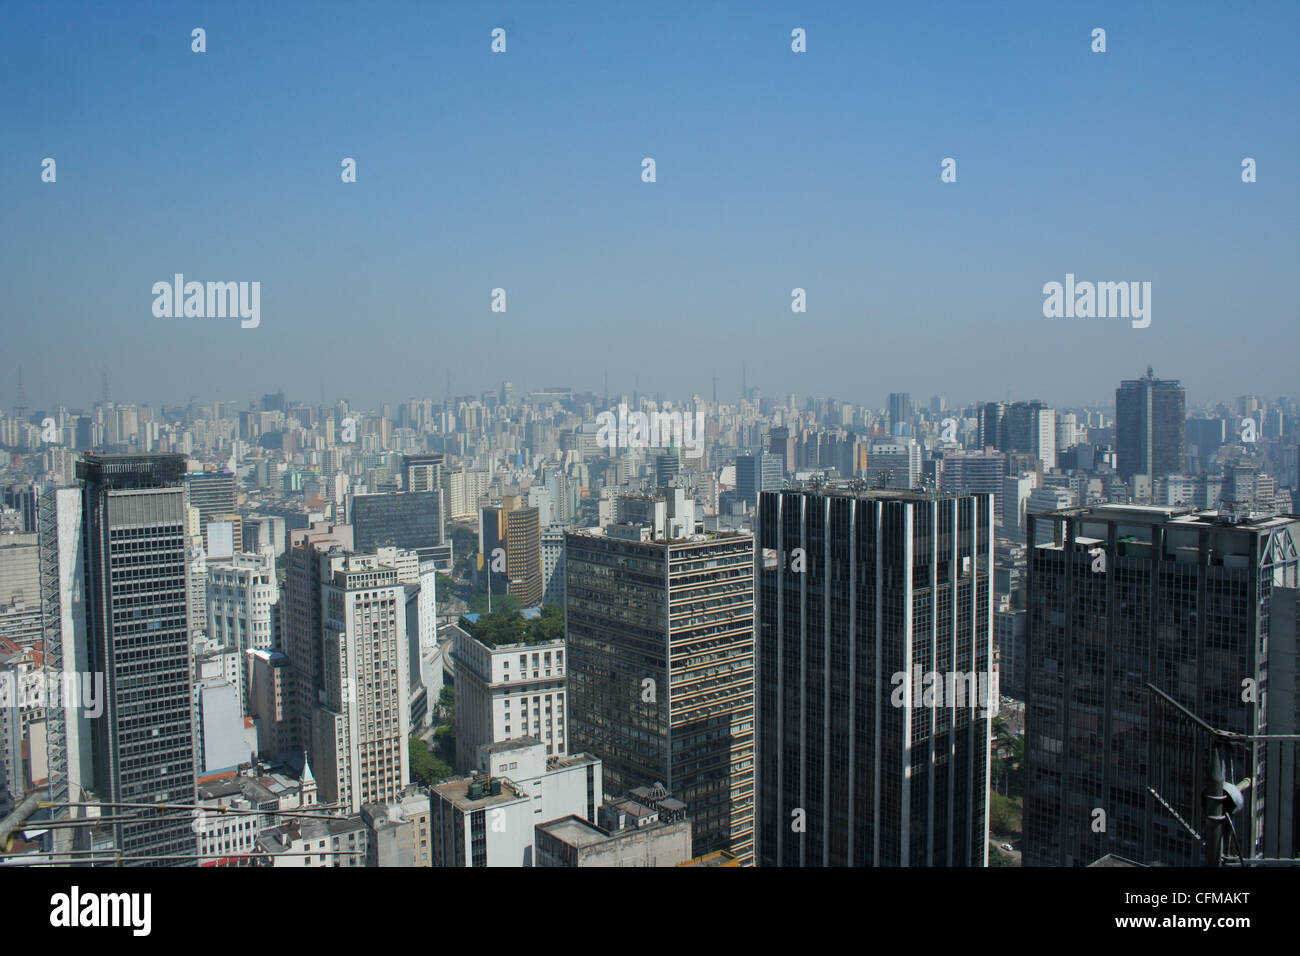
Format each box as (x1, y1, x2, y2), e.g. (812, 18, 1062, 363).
(4, 1, 1296, 411)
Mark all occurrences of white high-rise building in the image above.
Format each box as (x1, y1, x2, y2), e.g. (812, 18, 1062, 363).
(541, 524, 568, 607)
(454, 626, 567, 766)
(310, 551, 412, 813)
(1001, 473, 1039, 542)
(429, 738, 600, 867)
(448, 469, 492, 520)
(206, 549, 280, 707)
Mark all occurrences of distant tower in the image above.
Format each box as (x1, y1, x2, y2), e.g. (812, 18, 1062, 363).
(14, 366, 27, 423)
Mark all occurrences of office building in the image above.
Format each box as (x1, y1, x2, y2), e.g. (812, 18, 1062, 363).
(186, 470, 237, 528)
(247, 647, 293, 758)
(541, 524, 567, 607)
(888, 392, 912, 436)
(206, 549, 279, 707)
(79, 454, 199, 863)
(283, 523, 354, 755)
(535, 785, 693, 867)
(351, 490, 445, 559)
(402, 453, 445, 494)
(735, 452, 784, 508)
(454, 624, 567, 764)
(1116, 369, 1186, 482)
(309, 550, 412, 813)
(866, 439, 921, 489)
(479, 497, 542, 607)
(1001, 401, 1057, 471)
(1023, 504, 1300, 866)
(429, 738, 600, 866)
(938, 449, 1008, 519)
(756, 487, 995, 867)
(566, 528, 755, 864)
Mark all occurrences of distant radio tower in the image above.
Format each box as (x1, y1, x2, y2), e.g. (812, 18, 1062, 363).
(15, 366, 27, 422)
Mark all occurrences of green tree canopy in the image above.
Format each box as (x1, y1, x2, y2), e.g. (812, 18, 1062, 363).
(409, 735, 454, 787)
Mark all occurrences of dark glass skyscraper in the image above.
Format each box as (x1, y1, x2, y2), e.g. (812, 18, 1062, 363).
(1115, 369, 1186, 481)
(351, 490, 444, 557)
(735, 452, 783, 507)
(1023, 504, 1300, 866)
(757, 487, 994, 867)
(888, 392, 912, 437)
(79, 454, 198, 863)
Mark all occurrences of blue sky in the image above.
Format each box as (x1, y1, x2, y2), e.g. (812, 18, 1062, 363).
(2, 1, 1296, 412)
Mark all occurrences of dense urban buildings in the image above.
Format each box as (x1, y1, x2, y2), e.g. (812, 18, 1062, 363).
(2, 373, 1298, 872)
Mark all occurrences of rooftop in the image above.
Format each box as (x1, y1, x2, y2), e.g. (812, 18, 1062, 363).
(432, 775, 525, 811)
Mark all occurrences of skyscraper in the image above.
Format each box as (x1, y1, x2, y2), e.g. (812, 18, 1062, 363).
(480, 497, 542, 607)
(1000, 401, 1057, 470)
(351, 490, 446, 558)
(866, 439, 921, 489)
(79, 454, 198, 863)
(186, 470, 237, 528)
(310, 550, 412, 813)
(283, 522, 355, 754)
(735, 452, 783, 507)
(402, 453, 445, 494)
(888, 392, 912, 437)
(1023, 504, 1300, 866)
(565, 527, 755, 864)
(756, 487, 995, 867)
(1116, 369, 1186, 482)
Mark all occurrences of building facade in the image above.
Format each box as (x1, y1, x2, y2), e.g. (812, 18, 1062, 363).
(565, 528, 755, 864)
(756, 487, 994, 867)
(1023, 504, 1300, 866)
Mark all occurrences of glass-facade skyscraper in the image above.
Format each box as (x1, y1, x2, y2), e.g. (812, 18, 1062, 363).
(1115, 369, 1186, 482)
(757, 487, 994, 867)
(565, 527, 756, 864)
(1023, 503, 1300, 866)
(79, 454, 199, 864)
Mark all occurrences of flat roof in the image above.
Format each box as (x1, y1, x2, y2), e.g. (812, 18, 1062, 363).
(433, 776, 525, 811)
(537, 815, 608, 848)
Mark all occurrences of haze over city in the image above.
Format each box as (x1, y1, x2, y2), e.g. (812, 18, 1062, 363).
(3, 0, 1297, 409)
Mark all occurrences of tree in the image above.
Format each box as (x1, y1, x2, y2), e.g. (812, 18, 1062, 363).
(469, 591, 523, 618)
(432, 723, 456, 768)
(528, 604, 564, 642)
(409, 735, 453, 787)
